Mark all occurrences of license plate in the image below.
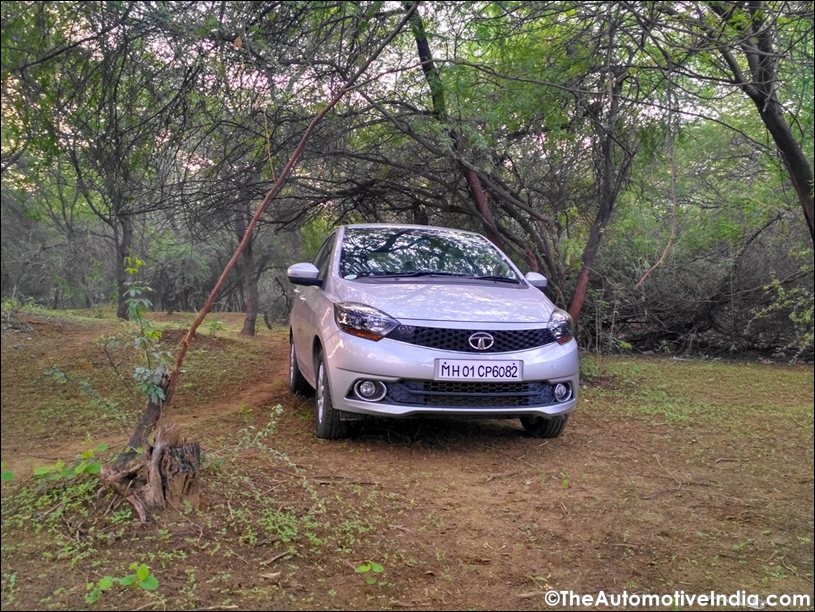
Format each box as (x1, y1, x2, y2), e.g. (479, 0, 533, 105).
(434, 359, 522, 381)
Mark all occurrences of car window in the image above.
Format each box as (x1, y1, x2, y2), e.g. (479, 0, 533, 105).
(339, 228, 519, 280)
(312, 234, 336, 280)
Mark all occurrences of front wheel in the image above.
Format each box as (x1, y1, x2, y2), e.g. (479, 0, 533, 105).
(289, 340, 312, 395)
(520, 414, 569, 438)
(314, 353, 349, 440)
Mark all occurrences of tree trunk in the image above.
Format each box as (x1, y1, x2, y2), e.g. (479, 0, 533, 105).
(568, 208, 611, 323)
(143, 424, 200, 512)
(406, 4, 503, 249)
(115, 215, 133, 320)
(463, 169, 503, 248)
(710, 1, 815, 241)
(568, 77, 630, 323)
(568, 136, 616, 323)
(115, 370, 166, 470)
(752, 98, 814, 242)
(235, 200, 258, 336)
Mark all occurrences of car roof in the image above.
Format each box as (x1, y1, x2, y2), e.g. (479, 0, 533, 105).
(340, 223, 483, 237)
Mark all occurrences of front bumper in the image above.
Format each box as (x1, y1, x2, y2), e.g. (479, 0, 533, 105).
(322, 328, 579, 418)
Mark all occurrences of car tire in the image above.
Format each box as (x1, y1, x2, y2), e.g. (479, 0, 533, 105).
(314, 352, 349, 440)
(289, 340, 312, 395)
(520, 414, 569, 438)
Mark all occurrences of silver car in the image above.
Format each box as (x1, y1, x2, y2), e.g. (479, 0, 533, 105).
(287, 224, 578, 439)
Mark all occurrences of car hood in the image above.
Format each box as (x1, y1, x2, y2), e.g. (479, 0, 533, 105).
(334, 279, 553, 324)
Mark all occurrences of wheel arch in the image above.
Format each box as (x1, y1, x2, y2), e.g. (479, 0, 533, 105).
(311, 336, 323, 372)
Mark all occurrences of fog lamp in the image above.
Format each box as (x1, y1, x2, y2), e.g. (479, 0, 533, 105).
(359, 381, 377, 397)
(354, 380, 386, 402)
(554, 383, 571, 402)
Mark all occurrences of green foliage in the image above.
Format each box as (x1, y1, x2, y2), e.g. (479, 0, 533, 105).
(748, 252, 814, 359)
(1, 462, 13, 482)
(579, 353, 599, 382)
(121, 563, 160, 591)
(207, 319, 226, 336)
(123, 257, 155, 322)
(132, 366, 167, 403)
(85, 563, 159, 604)
(1, 297, 40, 331)
(355, 560, 385, 585)
(32, 443, 108, 481)
(300, 215, 334, 260)
(146, 236, 211, 312)
(236, 405, 284, 450)
(104, 258, 172, 404)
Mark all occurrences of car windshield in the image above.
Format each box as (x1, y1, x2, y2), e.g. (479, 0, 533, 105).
(339, 227, 520, 281)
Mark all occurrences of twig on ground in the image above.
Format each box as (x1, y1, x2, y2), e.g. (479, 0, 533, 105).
(779, 555, 807, 581)
(485, 469, 519, 482)
(230, 548, 250, 565)
(314, 477, 379, 486)
(262, 549, 294, 566)
(516, 591, 547, 599)
(643, 455, 682, 499)
(260, 572, 281, 580)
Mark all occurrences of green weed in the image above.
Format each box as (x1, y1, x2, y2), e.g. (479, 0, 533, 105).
(207, 319, 227, 336)
(355, 560, 385, 585)
(85, 563, 159, 604)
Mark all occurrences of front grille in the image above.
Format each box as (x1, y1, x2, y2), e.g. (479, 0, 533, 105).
(386, 326, 555, 353)
(385, 380, 556, 408)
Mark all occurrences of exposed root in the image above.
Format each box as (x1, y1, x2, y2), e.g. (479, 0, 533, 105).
(101, 423, 200, 523)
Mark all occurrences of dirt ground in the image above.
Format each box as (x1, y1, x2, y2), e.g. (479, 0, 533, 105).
(1, 312, 813, 610)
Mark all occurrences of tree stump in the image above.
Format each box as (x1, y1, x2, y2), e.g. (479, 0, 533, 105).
(102, 423, 200, 522)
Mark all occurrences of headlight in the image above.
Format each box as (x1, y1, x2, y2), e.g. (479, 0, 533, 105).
(334, 302, 399, 341)
(547, 308, 574, 344)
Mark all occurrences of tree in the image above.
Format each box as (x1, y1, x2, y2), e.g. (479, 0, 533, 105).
(621, 0, 814, 241)
(5, 2, 202, 318)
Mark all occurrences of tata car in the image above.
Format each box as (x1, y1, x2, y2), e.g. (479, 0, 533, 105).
(287, 224, 578, 439)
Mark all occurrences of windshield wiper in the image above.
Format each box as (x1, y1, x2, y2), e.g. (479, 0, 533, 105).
(370, 271, 519, 283)
(371, 271, 467, 278)
(471, 275, 521, 284)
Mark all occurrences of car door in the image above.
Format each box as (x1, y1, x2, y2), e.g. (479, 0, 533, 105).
(291, 233, 336, 383)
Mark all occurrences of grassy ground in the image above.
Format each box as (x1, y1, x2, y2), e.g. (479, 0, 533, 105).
(1, 307, 813, 610)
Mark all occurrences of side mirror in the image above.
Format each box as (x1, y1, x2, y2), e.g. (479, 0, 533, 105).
(525, 272, 548, 290)
(287, 263, 323, 287)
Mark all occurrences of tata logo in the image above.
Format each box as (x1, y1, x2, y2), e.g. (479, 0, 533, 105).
(468, 332, 495, 351)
